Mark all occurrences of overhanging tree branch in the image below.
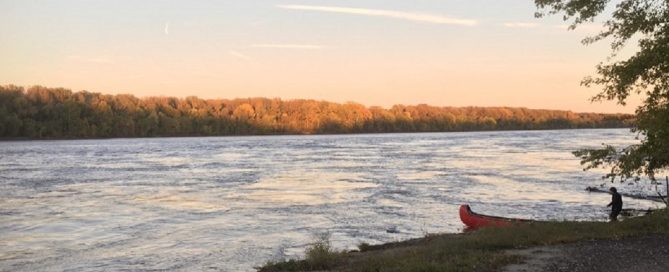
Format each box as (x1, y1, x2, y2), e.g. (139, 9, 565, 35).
(536, 0, 669, 189)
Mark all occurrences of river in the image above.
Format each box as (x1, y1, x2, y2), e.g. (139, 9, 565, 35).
(0, 129, 663, 271)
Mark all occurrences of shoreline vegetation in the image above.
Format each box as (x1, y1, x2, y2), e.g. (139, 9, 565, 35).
(0, 85, 633, 140)
(259, 208, 669, 272)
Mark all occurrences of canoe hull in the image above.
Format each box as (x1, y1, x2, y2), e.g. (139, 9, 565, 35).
(459, 204, 527, 229)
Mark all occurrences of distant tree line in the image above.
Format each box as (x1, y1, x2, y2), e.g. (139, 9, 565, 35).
(0, 85, 633, 139)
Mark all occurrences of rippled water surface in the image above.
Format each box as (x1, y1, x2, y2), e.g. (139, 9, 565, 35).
(0, 129, 664, 271)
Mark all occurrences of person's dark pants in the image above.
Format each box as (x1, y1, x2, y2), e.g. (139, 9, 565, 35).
(610, 209, 621, 221)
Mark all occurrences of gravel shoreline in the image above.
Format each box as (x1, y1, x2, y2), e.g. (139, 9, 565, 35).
(502, 235, 669, 272)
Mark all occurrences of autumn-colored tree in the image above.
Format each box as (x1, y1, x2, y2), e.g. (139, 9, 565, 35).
(0, 85, 632, 139)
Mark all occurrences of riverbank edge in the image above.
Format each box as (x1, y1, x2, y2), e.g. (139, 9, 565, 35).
(258, 207, 669, 272)
(0, 127, 633, 142)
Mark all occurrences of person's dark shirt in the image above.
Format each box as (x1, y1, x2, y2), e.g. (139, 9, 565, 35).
(608, 192, 623, 211)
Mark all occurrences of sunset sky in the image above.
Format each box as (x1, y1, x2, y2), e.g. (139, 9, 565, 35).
(1, 0, 640, 113)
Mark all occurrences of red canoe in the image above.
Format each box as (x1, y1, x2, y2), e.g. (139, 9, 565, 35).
(459, 204, 532, 229)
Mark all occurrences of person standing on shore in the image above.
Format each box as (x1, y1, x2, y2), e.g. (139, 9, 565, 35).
(607, 187, 623, 221)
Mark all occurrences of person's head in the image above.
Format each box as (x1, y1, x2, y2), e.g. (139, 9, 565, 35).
(609, 187, 617, 193)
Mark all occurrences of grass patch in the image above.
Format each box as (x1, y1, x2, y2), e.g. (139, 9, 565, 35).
(259, 208, 669, 271)
(260, 232, 345, 272)
(357, 242, 372, 252)
(304, 233, 344, 269)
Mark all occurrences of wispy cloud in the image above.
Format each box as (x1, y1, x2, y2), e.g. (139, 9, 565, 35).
(276, 4, 477, 26)
(251, 44, 325, 50)
(67, 55, 115, 64)
(164, 22, 169, 35)
(503, 22, 538, 28)
(228, 50, 252, 61)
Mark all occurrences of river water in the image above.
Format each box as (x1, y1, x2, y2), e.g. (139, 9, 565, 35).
(0, 129, 664, 271)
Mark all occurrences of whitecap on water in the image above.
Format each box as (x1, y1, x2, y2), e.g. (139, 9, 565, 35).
(235, 171, 377, 206)
(464, 175, 567, 202)
(395, 170, 443, 182)
(130, 192, 225, 213)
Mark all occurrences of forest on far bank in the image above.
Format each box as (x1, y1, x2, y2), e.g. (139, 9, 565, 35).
(0, 85, 633, 139)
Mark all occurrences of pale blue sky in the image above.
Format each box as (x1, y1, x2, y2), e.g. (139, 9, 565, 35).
(0, 0, 638, 113)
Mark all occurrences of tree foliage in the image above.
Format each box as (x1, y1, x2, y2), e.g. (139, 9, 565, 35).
(536, 0, 668, 181)
(0, 85, 631, 139)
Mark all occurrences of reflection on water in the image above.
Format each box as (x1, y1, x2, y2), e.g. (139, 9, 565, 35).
(239, 171, 377, 205)
(0, 129, 664, 271)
